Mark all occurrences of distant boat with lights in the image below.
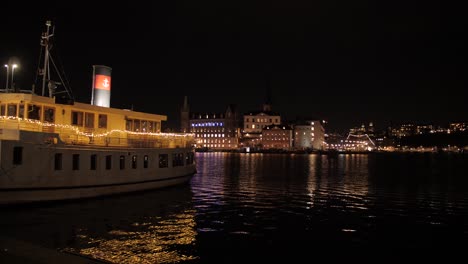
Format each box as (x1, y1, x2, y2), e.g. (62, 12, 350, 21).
(0, 21, 196, 204)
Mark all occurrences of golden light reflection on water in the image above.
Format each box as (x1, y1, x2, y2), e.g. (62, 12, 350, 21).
(64, 209, 198, 263)
(306, 154, 370, 210)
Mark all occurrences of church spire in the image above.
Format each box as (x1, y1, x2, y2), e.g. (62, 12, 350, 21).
(180, 96, 190, 133)
(262, 78, 272, 112)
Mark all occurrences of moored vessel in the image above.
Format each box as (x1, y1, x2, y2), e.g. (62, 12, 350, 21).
(0, 21, 196, 204)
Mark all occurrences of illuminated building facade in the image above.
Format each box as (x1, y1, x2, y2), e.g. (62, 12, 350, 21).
(243, 110, 281, 134)
(293, 120, 325, 150)
(189, 105, 239, 149)
(449, 122, 467, 132)
(262, 125, 293, 150)
(242, 110, 281, 148)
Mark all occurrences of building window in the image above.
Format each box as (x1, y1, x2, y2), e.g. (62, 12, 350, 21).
(120, 155, 125, 170)
(98, 114, 107, 128)
(90, 154, 97, 170)
(106, 155, 112, 170)
(13, 146, 23, 165)
(144, 155, 149, 168)
(159, 154, 168, 168)
(132, 155, 137, 169)
(72, 154, 80, 170)
(54, 153, 62, 170)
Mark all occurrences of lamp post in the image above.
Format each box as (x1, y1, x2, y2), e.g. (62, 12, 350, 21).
(4, 64, 9, 91)
(11, 64, 17, 91)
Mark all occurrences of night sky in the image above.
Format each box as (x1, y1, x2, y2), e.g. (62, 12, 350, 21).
(1, 1, 465, 132)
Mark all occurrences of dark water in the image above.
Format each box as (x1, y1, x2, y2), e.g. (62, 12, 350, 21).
(1, 152, 468, 263)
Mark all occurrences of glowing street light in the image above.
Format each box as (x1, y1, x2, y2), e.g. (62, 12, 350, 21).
(11, 64, 17, 91)
(4, 64, 9, 91)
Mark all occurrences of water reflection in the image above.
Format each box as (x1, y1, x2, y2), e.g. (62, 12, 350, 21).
(191, 152, 468, 262)
(1, 153, 467, 263)
(0, 185, 197, 263)
(66, 210, 197, 263)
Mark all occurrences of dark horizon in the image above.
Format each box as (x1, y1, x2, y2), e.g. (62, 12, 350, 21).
(0, 1, 464, 133)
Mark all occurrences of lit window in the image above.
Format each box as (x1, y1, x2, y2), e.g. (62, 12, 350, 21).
(85, 113, 95, 128)
(98, 114, 107, 128)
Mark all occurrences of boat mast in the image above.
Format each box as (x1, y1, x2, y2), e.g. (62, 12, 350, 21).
(41, 20, 53, 97)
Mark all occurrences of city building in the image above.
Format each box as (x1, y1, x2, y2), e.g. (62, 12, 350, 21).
(449, 122, 467, 132)
(293, 120, 325, 150)
(262, 124, 293, 150)
(241, 86, 281, 149)
(189, 104, 240, 150)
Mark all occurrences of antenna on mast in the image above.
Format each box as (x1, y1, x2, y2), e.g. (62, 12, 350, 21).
(37, 20, 74, 101)
(41, 20, 53, 97)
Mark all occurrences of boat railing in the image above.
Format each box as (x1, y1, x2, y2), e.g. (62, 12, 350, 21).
(0, 116, 194, 148)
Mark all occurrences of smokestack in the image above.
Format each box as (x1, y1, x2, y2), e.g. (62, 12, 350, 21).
(91, 65, 112, 107)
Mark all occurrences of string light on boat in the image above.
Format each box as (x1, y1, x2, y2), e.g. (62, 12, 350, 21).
(0, 116, 195, 139)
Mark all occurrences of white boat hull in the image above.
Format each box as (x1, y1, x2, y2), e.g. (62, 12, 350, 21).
(0, 173, 193, 204)
(0, 131, 196, 205)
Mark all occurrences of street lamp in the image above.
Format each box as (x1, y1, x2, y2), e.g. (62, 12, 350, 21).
(4, 64, 9, 91)
(11, 64, 17, 91)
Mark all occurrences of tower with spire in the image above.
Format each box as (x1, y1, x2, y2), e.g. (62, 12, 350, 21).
(180, 96, 190, 133)
(262, 75, 272, 112)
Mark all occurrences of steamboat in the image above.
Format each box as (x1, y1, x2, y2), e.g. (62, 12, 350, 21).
(0, 21, 196, 204)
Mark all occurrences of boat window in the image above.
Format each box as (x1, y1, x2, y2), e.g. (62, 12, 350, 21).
(18, 104, 24, 118)
(7, 104, 17, 117)
(98, 114, 107, 129)
(72, 111, 84, 126)
(141, 121, 148, 132)
(105, 155, 112, 170)
(132, 155, 137, 169)
(159, 154, 168, 168)
(13, 146, 23, 165)
(187, 152, 194, 165)
(148, 122, 154, 132)
(119, 155, 125, 170)
(72, 154, 80, 170)
(44, 107, 55, 123)
(54, 153, 62, 170)
(0, 104, 5, 116)
(90, 154, 97, 170)
(172, 153, 184, 167)
(155, 122, 161, 132)
(134, 120, 140, 132)
(28, 104, 41, 120)
(126, 119, 132, 131)
(143, 155, 149, 168)
(85, 113, 95, 128)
